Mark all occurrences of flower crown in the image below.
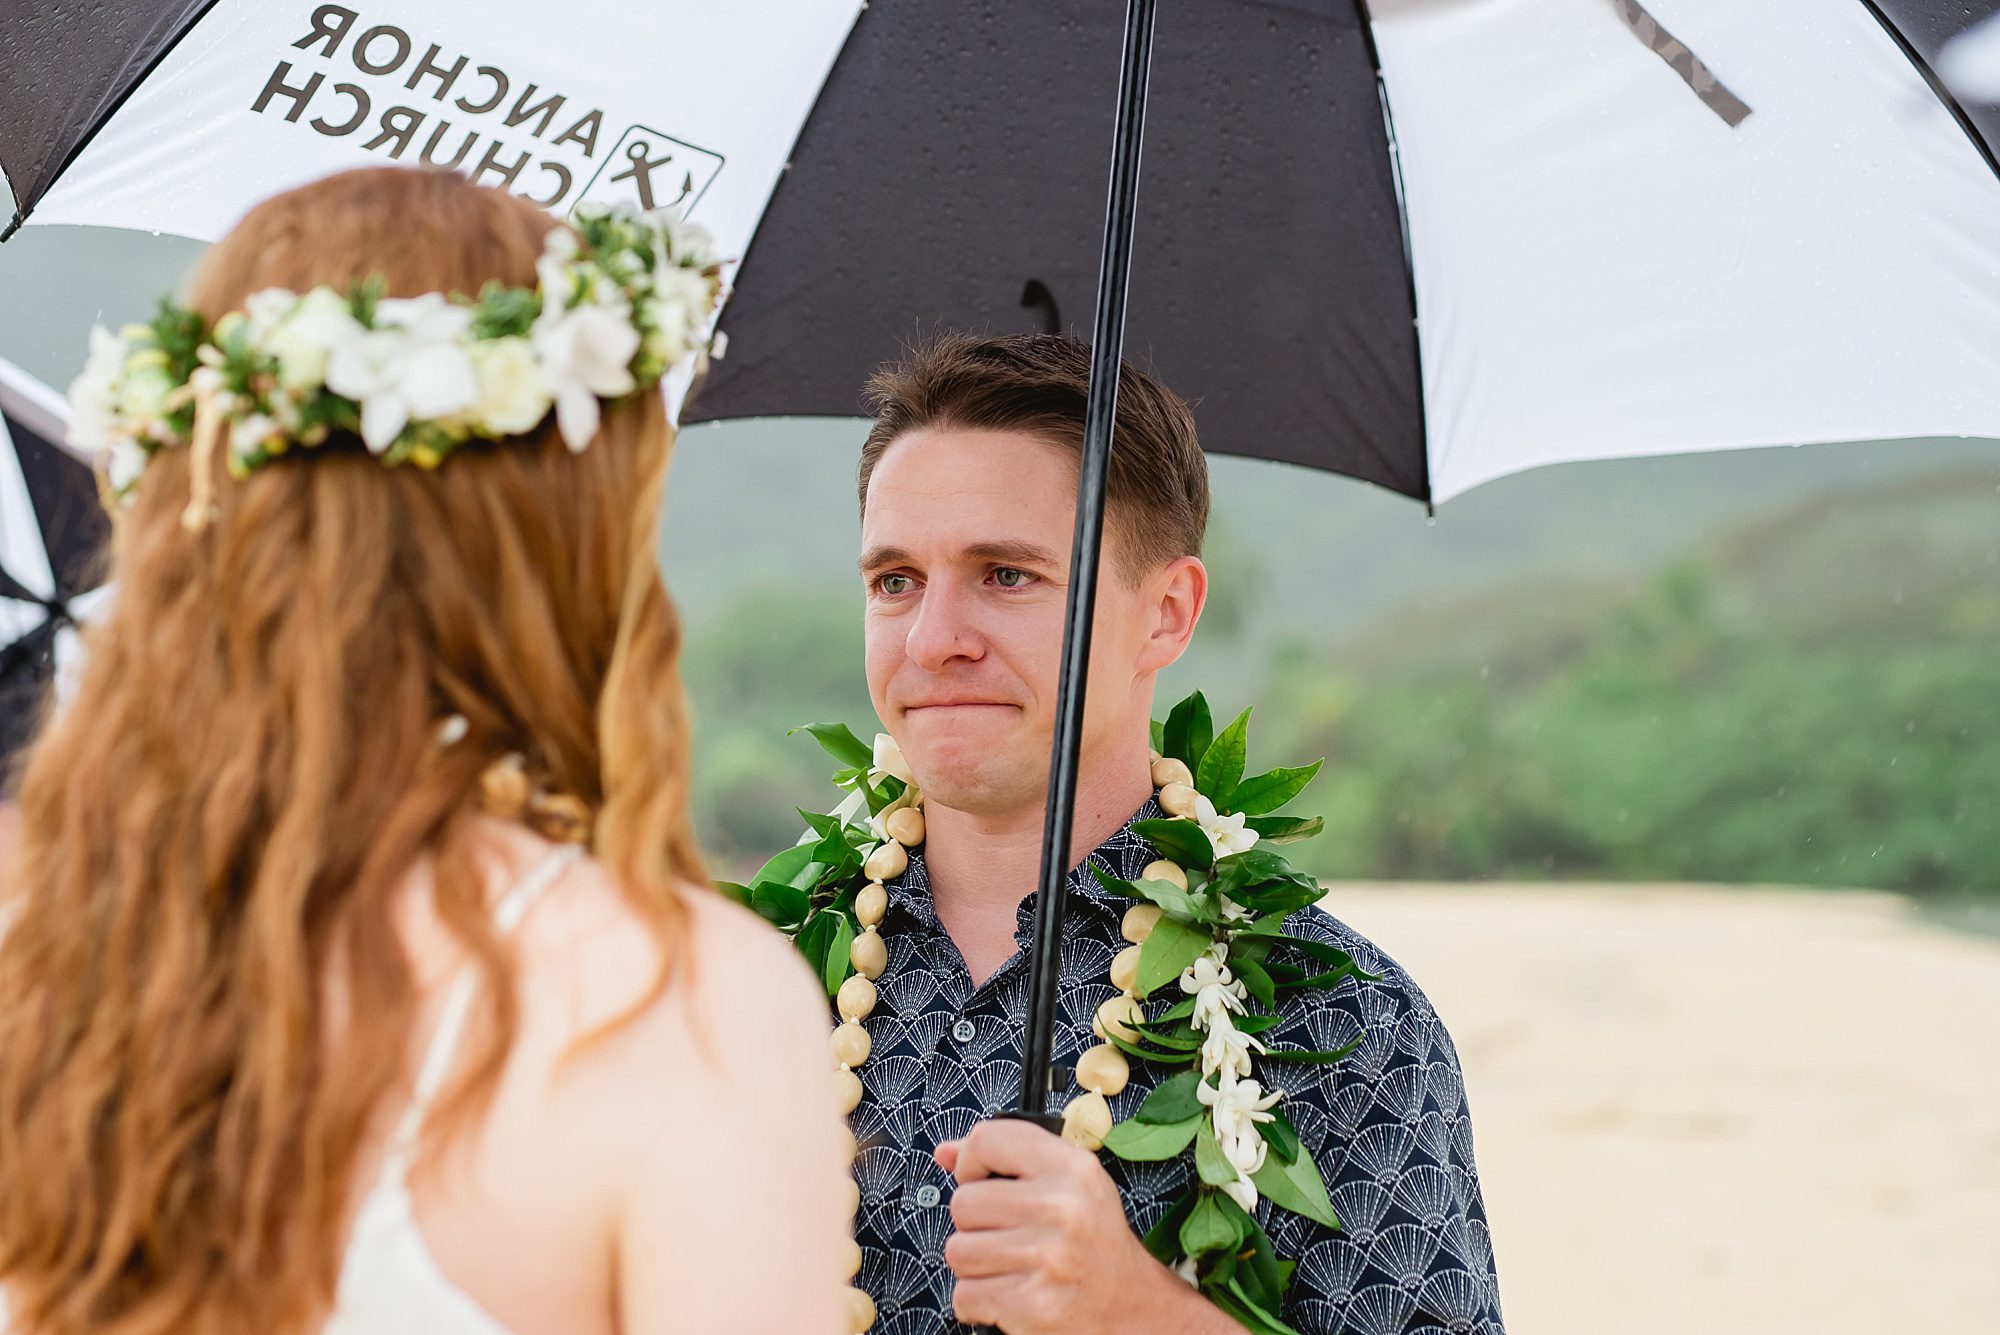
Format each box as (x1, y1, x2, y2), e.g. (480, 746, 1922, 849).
(66, 205, 725, 522)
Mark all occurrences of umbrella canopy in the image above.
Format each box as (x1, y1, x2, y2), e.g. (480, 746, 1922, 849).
(0, 358, 107, 779)
(5, 0, 1999, 501)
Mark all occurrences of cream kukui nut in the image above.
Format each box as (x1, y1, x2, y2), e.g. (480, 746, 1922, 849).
(837, 974, 878, 1023)
(1158, 782, 1201, 819)
(863, 840, 908, 883)
(1121, 903, 1164, 944)
(1093, 994, 1146, 1044)
(834, 1068, 864, 1115)
(885, 806, 926, 847)
(1150, 756, 1194, 790)
(831, 1021, 872, 1068)
(1142, 859, 1189, 890)
(849, 928, 887, 981)
(1075, 1042, 1131, 1097)
(844, 1238, 865, 1280)
(1109, 944, 1143, 995)
(854, 882, 888, 927)
(847, 1287, 877, 1334)
(1060, 1090, 1114, 1152)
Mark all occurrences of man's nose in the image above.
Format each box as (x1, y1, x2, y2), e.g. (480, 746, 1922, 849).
(903, 581, 985, 671)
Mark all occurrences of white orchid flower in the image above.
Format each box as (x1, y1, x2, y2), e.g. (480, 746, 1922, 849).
(1199, 1074, 1282, 1205)
(67, 325, 130, 455)
(1221, 1177, 1260, 1214)
(532, 292, 639, 450)
(872, 732, 914, 784)
(1199, 1011, 1266, 1082)
(825, 733, 917, 835)
(1180, 943, 1248, 1029)
(325, 295, 478, 452)
(1194, 792, 1259, 859)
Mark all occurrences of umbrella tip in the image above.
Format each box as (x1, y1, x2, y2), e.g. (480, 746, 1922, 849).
(0, 213, 20, 244)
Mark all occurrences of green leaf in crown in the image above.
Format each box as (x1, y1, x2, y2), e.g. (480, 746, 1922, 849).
(728, 691, 1373, 1335)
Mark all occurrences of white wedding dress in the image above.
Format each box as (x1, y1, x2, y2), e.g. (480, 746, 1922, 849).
(0, 843, 580, 1334)
(324, 843, 581, 1334)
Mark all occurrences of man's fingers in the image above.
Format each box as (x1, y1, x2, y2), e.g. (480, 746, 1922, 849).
(947, 1178, 1037, 1233)
(944, 1221, 1050, 1279)
(934, 1140, 961, 1175)
(950, 1272, 1032, 1326)
(950, 1115, 1076, 1185)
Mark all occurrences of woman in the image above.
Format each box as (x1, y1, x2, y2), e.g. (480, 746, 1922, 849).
(0, 169, 850, 1334)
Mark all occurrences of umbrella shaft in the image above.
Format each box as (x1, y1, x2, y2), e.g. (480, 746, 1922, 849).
(1014, 0, 1159, 1119)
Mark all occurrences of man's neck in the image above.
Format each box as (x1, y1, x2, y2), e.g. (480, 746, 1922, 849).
(922, 743, 1153, 986)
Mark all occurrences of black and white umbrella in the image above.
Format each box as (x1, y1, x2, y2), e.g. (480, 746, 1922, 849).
(7, 0, 2000, 1123)
(7, 1, 1998, 501)
(0, 358, 107, 779)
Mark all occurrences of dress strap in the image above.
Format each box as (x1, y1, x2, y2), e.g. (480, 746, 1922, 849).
(375, 844, 584, 1185)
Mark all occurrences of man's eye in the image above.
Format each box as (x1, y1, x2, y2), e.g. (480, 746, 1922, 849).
(993, 567, 1034, 589)
(876, 573, 914, 595)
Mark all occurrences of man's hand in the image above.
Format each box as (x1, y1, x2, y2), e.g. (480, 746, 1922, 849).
(935, 1117, 1235, 1335)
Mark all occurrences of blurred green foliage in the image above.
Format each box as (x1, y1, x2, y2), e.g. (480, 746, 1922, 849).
(680, 468, 1998, 896)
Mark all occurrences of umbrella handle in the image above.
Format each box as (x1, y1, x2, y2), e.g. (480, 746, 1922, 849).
(967, 1111, 1064, 1335)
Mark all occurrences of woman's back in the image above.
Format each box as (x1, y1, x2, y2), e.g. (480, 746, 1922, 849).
(326, 821, 846, 1335)
(0, 168, 851, 1335)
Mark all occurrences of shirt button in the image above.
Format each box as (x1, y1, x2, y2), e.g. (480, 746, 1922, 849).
(914, 1184, 943, 1208)
(952, 1019, 977, 1043)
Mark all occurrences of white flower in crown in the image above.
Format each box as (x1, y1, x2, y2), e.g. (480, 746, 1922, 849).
(324, 295, 478, 453)
(1194, 792, 1259, 859)
(116, 353, 177, 433)
(532, 282, 639, 450)
(468, 336, 554, 436)
(67, 326, 131, 456)
(265, 287, 366, 393)
(105, 438, 149, 497)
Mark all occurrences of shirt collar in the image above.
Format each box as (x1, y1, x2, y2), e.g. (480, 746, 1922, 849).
(884, 794, 1167, 930)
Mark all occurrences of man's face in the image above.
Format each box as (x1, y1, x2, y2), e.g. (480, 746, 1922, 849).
(860, 426, 1201, 817)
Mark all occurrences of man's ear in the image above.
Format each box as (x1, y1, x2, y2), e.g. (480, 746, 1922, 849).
(1137, 556, 1207, 673)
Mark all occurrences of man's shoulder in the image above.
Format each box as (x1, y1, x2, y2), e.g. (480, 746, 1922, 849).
(1259, 901, 1464, 1087)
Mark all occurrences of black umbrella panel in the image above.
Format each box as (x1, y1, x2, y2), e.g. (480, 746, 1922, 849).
(0, 359, 108, 783)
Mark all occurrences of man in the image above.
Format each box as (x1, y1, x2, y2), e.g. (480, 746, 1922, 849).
(848, 333, 1503, 1334)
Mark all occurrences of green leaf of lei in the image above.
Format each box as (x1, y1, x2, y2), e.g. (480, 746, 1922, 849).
(1137, 915, 1211, 997)
(1242, 815, 1325, 845)
(1250, 1144, 1340, 1229)
(1194, 1117, 1236, 1187)
(1229, 760, 1324, 816)
(1134, 1071, 1204, 1125)
(1179, 1190, 1245, 1258)
(1162, 691, 1213, 770)
(1196, 707, 1252, 808)
(789, 722, 874, 768)
(1102, 1113, 1201, 1161)
(1130, 818, 1216, 871)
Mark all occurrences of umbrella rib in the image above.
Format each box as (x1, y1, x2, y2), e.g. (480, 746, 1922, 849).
(1853, 0, 2000, 186)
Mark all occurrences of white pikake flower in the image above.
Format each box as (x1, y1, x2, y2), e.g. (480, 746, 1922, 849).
(325, 294, 478, 452)
(66, 326, 130, 455)
(1194, 792, 1260, 859)
(532, 289, 639, 450)
(826, 734, 918, 838)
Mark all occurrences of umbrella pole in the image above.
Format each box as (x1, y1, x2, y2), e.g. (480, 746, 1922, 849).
(1011, 0, 1159, 1124)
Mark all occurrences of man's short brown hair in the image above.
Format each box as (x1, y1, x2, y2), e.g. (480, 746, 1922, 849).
(858, 333, 1209, 581)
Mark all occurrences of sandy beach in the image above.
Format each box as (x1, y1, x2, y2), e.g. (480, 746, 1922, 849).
(1324, 882, 2000, 1334)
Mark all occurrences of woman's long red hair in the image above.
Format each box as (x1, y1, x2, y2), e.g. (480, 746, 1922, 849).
(0, 167, 705, 1333)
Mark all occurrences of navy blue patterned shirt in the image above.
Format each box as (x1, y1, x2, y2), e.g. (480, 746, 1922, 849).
(845, 800, 1506, 1334)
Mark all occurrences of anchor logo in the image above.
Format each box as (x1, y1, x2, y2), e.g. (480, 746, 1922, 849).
(576, 125, 724, 218)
